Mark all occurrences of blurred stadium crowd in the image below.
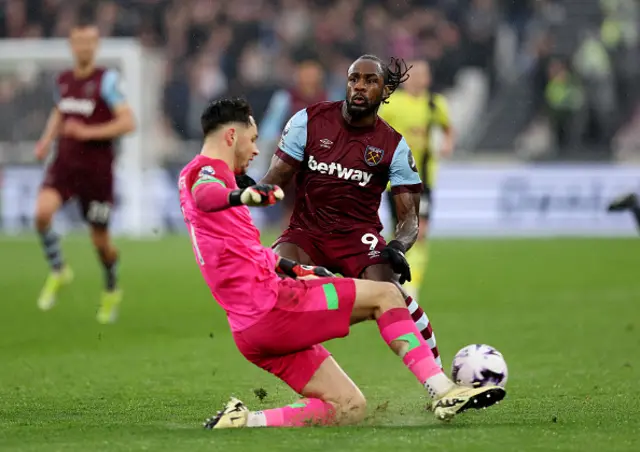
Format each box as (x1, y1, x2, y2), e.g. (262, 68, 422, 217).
(1, 0, 639, 161)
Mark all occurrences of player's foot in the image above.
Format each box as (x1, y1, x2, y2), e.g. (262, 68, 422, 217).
(608, 193, 638, 212)
(204, 397, 249, 429)
(37, 266, 74, 311)
(432, 385, 506, 422)
(96, 289, 122, 324)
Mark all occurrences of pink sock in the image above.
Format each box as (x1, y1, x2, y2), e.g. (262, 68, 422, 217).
(262, 399, 335, 427)
(377, 308, 443, 384)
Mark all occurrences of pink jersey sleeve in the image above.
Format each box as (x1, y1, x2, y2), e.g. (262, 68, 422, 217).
(192, 182, 232, 212)
(189, 163, 237, 212)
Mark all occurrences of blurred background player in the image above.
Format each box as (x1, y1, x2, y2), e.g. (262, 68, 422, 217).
(260, 54, 444, 367)
(178, 97, 505, 429)
(258, 58, 328, 229)
(379, 60, 454, 302)
(608, 192, 640, 233)
(33, 10, 136, 323)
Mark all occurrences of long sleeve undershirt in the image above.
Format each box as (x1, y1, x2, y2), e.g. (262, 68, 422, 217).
(192, 181, 232, 212)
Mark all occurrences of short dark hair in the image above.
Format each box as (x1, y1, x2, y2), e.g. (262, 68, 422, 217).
(75, 4, 97, 28)
(200, 97, 253, 137)
(358, 54, 412, 103)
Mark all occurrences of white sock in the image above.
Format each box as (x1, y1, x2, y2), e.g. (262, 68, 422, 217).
(246, 411, 267, 427)
(425, 372, 455, 399)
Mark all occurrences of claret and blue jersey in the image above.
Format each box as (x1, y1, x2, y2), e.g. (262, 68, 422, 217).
(275, 101, 422, 232)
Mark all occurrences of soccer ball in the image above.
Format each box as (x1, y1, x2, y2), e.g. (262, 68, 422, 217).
(451, 344, 508, 388)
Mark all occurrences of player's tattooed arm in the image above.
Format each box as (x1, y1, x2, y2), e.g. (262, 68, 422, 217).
(392, 192, 421, 252)
(259, 155, 297, 188)
(261, 108, 307, 187)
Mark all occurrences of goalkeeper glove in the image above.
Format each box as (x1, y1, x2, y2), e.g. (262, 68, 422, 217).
(382, 240, 411, 284)
(229, 184, 284, 207)
(277, 258, 335, 278)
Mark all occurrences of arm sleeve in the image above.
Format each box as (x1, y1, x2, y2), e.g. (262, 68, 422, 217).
(389, 137, 423, 194)
(259, 90, 292, 142)
(100, 69, 126, 110)
(191, 166, 233, 212)
(274, 108, 308, 166)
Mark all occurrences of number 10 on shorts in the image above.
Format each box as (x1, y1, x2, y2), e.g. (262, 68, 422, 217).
(361, 233, 381, 258)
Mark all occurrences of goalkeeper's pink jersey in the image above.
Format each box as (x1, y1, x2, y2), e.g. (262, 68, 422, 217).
(178, 155, 279, 332)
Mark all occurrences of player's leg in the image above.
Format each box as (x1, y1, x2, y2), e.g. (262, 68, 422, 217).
(236, 355, 367, 428)
(608, 192, 640, 233)
(209, 279, 425, 429)
(207, 353, 367, 429)
(34, 186, 73, 310)
(210, 277, 503, 428)
(361, 262, 442, 369)
(208, 277, 367, 428)
(349, 278, 504, 420)
(273, 241, 316, 266)
(83, 199, 121, 324)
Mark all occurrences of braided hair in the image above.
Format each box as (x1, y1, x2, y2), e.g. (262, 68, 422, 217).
(359, 55, 412, 103)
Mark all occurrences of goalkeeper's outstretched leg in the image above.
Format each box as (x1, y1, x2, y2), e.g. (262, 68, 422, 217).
(205, 278, 505, 429)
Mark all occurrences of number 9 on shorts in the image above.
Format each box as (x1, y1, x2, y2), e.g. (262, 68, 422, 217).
(361, 233, 379, 251)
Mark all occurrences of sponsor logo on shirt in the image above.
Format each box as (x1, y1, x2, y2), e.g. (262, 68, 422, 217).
(58, 97, 96, 116)
(307, 155, 373, 187)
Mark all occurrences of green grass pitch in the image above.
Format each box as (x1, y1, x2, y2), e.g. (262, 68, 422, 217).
(1, 235, 639, 451)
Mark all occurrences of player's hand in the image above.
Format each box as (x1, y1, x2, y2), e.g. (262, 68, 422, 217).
(62, 120, 92, 141)
(441, 141, 453, 158)
(276, 257, 335, 279)
(34, 140, 51, 161)
(229, 184, 284, 207)
(291, 264, 335, 279)
(382, 240, 411, 284)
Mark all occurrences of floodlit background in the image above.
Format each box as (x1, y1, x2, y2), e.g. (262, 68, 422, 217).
(1, 1, 640, 451)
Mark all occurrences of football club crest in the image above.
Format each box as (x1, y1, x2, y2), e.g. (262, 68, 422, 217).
(364, 146, 384, 166)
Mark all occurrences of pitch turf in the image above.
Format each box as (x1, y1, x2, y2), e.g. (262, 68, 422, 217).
(1, 235, 639, 451)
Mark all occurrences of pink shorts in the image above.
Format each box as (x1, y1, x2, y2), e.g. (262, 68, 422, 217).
(274, 228, 387, 278)
(233, 277, 357, 394)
